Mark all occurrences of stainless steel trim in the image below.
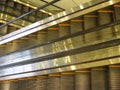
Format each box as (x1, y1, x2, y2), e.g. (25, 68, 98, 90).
(0, 44, 120, 77)
(0, 0, 116, 45)
(0, 0, 120, 80)
(0, 56, 120, 80)
(0, 25, 119, 67)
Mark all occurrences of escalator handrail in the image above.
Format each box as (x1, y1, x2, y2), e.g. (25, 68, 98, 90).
(1, 19, 120, 58)
(0, 0, 110, 44)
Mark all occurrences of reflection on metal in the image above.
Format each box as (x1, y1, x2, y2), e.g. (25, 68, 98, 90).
(0, 0, 114, 45)
(0, 0, 120, 80)
(0, 22, 120, 78)
(1, 45, 120, 75)
(0, 24, 120, 67)
(0, 56, 120, 81)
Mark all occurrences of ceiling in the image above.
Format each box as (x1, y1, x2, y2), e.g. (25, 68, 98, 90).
(19, 0, 92, 14)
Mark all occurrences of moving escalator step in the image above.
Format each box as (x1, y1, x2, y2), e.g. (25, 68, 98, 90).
(27, 79, 37, 90)
(17, 80, 26, 90)
(108, 65, 120, 90)
(47, 74, 60, 90)
(36, 76, 48, 90)
(84, 14, 97, 30)
(98, 9, 114, 40)
(114, 4, 120, 21)
(98, 9, 113, 25)
(9, 81, 18, 90)
(75, 69, 91, 90)
(47, 27, 58, 40)
(70, 19, 83, 34)
(84, 14, 98, 43)
(61, 72, 75, 90)
(59, 23, 71, 37)
(91, 67, 108, 90)
(37, 31, 47, 42)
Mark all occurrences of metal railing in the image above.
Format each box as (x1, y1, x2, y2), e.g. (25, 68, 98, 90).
(0, 0, 119, 80)
(0, 0, 108, 45)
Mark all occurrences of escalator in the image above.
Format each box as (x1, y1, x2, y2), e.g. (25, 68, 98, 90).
(0, 0, 120, 90)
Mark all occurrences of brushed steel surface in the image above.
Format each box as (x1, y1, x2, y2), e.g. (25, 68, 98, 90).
(0, 24, 120, 67)
(0, 56, 120, 80)
(0, 0, 120, 80)
(0, 0, 114, 44)
(0, 45, 120, 78)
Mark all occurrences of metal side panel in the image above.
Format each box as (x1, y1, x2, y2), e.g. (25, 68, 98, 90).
(0, 0, 119, 44)
(0, 23, 120, 67)
(0, 56, 120, 80)
(0, 45, 120, 79)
